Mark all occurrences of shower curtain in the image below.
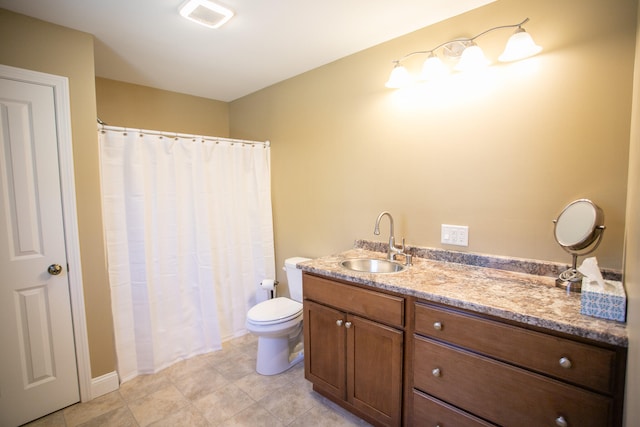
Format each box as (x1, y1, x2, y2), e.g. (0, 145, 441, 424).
(98, 127, 275, 382)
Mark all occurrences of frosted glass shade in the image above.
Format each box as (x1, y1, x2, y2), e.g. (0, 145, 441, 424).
(499, 29, 542, 62)
(420, 54, 449, 81)
(385, 64, 412, 88)
(454, 44, 490, 72)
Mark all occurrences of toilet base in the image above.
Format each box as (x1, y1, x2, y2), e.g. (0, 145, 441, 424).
(256, 334, 304, 375)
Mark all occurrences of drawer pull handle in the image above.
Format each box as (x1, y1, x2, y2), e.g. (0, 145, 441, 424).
(432, 368, 441, 377)
(345, 321, 352, 329)
(555, 416, 568, 427)
(433, 321, 443, 331)
(336, 320, 343, 327)
(559, 357, 572, 369)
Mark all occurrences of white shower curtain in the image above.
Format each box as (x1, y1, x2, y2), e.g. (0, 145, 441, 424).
(99, 127, 275, 382)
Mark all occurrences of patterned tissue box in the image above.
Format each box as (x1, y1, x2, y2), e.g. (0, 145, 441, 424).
(580, 278, 627, 322)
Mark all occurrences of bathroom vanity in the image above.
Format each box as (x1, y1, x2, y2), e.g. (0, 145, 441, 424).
(303, 274, 404, 426)
(300, 244, 627, 427)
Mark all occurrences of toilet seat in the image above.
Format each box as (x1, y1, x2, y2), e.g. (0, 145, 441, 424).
(247, 297, 303, 326)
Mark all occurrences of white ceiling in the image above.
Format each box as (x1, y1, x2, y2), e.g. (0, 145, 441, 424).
(1, 0, 495, 102)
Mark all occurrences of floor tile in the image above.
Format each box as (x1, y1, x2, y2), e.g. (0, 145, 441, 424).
(163, 354, 215, 383)
(76, 406, 137, 427)
(289, 402, 371, 427)
(119, 372, 172, 403)
(213, 351, 256, 381)
(63, 391, 126, 427)
(22, 333, 372, 427)
(22, 410, 67, 427)
(193, 383, 255, 425)
(258, 383, 317, 425)
(146, 404, 210, 427)
(217, 405, 284, 427)
(173, 367, 230, 401)
(128, 384, 190, 426)
(233, 370, 292, 401)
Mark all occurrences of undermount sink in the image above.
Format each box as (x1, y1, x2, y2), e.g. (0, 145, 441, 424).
(340, 258, 406, 274)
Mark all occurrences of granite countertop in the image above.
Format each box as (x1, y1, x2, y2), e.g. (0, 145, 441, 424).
(298, 246, 628, 347)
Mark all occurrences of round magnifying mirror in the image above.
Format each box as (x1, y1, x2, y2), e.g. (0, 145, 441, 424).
(553, 199, 605, 292)
(554, 199, 604, 250)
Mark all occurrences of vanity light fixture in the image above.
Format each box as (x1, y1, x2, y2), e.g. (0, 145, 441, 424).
(385, 18, 542, 88)
(179, 0, 234, 29)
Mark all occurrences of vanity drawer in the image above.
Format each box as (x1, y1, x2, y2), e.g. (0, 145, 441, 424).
(413, 336, 613, 427)
(412, 390, 495, 427)
(414, 302, 616, 393)
(303, 274, 404, 327)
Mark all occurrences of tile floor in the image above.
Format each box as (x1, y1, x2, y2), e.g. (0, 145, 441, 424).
(23, 334, 372, 427)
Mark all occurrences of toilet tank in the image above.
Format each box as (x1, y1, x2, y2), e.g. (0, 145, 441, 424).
(284, 257, 311, 302)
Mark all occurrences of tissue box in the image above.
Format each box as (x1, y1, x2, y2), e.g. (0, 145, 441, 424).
(580, 279, 627, 322)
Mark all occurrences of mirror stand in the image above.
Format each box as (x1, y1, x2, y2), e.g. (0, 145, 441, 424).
(553, 199, 605, 293)
(556, 253, 582, 291)
(555, 226, 605, 292)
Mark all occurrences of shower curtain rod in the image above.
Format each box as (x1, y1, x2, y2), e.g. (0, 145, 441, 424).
(98, 121, 270, 147)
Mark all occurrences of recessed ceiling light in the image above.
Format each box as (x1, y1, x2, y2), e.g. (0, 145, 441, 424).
(179, 0, 234, 29)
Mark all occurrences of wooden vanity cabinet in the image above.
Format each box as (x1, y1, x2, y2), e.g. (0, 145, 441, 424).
(303, 273, 405, 427)
(409, 301, 627, 427)
(302, 271, 626, 427)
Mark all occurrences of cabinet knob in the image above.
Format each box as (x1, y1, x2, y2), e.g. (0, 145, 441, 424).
(432, 368, 441, 377)
(559, 357, 572, 369)
(345, 321, 352, 329)
(336, 320, 343, 327)
(555, 416, 568, 427)
(433, 321, 443, 331)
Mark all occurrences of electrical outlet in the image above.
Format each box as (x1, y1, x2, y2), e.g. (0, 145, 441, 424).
(441, 224, 469, 247)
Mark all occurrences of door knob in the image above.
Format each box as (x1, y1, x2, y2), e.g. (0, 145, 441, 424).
(48, 264, 63, 275)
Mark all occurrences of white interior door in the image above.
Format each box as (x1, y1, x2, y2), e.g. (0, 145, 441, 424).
(0, 76, 80, 426)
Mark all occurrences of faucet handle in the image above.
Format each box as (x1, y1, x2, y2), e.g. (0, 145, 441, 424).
(400, 237, 405, 251)
(404, 253, 413, 266)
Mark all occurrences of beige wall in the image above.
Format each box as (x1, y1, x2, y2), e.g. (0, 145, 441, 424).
(0, 9, 115, 377)
(623, 5, 640, 426)
(230, 0, 636, 283)
(96, 78, 229, 136)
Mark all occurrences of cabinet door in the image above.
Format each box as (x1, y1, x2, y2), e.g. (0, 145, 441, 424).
(347, 315, 403, 427)
(304, 300, 346, 399)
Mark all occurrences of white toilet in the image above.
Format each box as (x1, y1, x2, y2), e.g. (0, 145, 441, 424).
(246, 257, 310, 375)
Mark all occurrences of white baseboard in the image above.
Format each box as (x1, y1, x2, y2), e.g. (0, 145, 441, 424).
(90, 371, 119, 399)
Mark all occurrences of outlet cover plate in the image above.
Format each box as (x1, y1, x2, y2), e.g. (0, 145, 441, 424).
(441, 224, 469, 247)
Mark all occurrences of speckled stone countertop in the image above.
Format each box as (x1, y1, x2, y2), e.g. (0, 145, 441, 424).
(297, 243, 628, 348)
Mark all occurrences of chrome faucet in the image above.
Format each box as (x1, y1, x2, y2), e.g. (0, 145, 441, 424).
(374, 211, 405, 261)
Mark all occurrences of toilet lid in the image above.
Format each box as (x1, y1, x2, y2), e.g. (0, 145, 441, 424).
(247, 297, 303, 324)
